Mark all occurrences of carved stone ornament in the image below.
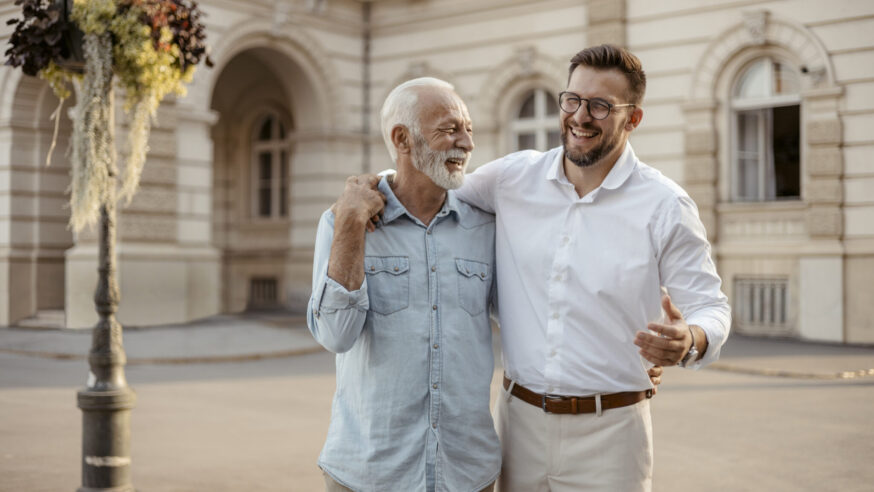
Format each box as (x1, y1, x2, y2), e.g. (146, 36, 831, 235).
(516, 46, 536, 77)
(743, 10, 770, 46)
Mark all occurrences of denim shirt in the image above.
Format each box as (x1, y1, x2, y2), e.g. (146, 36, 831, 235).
(307, 177, 500, 492)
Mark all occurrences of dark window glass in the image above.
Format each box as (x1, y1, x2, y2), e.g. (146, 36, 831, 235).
(772, 105, 800, 199)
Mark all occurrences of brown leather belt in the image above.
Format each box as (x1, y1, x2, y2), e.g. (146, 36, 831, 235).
(503, 375, 653, 415)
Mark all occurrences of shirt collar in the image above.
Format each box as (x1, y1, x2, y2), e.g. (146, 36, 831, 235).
(546, 142, 637, 191)
(377, 175, 460, 225)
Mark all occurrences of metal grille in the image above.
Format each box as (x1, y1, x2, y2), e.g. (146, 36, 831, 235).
(249, 277, 278, 308)
(734, 277, 792, 334)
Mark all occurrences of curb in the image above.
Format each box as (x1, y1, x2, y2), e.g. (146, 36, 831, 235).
(707, 362, 874, 380)
(0, 346, 325, 365)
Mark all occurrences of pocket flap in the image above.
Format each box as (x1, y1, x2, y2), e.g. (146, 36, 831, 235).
(455, 258, 489, 280)
(364, 256, 410, 275)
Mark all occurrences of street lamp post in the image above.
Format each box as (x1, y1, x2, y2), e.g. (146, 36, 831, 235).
(74, 30, 135, 492)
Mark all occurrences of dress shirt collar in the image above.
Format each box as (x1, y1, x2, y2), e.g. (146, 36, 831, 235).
(546, 142, 638, 192)
(378, 174, 460, 226)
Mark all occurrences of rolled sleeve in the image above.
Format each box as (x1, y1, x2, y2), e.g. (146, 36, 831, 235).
(307, 210, 370, 353)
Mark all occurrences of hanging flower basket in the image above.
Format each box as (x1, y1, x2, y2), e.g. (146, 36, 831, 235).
(4, 0, 213, 231)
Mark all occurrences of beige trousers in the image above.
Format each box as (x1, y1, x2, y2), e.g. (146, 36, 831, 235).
(494, 384, 653, 492)
(323, 470, 495, 492)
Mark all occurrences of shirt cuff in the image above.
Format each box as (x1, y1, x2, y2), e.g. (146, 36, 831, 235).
(685, 317, 729, 370)
(317, 277, 369, 313)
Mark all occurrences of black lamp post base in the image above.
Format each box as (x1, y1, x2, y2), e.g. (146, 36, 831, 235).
(77, 387, 136, 492)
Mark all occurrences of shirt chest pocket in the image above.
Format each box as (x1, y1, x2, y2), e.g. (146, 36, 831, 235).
(364, 256, 410, 316)
(456, 258, 490, 316)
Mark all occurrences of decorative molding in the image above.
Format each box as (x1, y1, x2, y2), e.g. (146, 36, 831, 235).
(689, 13, 837, 100)
(742, 10, 769, 46)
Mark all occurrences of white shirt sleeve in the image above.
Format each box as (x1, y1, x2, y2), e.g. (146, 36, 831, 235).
(655, 195, 732, 369)
(454, 157, 508, 213)
(307, 210, 370, 353)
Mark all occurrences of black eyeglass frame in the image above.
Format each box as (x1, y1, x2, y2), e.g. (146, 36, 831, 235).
(558, 91, 636, 120)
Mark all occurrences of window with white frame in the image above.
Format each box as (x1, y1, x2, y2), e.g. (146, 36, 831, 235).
(510, 89, 561, 151)
(251, 113, 290, 219)
(731, 58, 801, 202)
(734, 276, 792, 335)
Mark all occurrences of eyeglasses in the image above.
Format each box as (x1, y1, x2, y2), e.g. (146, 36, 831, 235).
(558, 92, 635, 120)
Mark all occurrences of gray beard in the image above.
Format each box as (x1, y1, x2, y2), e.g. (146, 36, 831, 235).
(411, 137, 469, 190)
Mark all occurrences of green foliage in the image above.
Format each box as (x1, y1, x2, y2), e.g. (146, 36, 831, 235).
(4, 0, 213, 230)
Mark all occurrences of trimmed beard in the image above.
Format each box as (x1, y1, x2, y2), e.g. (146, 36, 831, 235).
(561, 124, 623, 168)
(411, 134, 469, 190)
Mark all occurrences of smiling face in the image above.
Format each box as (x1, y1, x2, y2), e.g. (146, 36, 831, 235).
(410, 87, 474, 190)
(560, 65, 641, 169)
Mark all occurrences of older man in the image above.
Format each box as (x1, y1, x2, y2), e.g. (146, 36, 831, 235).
(454, 45, 731, 491)
(307, 78, 499, 492)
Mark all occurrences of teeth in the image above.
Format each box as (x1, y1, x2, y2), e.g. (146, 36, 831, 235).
(571, 128, 595, 138)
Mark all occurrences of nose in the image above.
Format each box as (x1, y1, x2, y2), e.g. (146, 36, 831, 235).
(572, 102, 594, 124)
(456, 128, 474, 152)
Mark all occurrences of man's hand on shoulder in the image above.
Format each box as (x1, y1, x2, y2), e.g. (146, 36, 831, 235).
(334, 175, 385, 232)
(634, 293, 699, 367)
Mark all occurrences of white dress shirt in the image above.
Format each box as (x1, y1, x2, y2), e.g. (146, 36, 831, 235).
(455, 143, 731, 395)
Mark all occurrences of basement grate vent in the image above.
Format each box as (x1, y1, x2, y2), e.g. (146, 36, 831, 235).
(249, 277, 278, 308)
(733, 277, 792, 335)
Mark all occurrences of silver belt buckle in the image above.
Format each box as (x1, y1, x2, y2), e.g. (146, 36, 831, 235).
(541, 393, 564, 413)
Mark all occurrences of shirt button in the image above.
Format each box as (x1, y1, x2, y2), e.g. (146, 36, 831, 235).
(370, 266, 375, 271)
(432, 383, 438, 389)
(433, 343, 439, 349)
(562, 236, 570, 245)
(432, 423, 437, 429)
(551, 349, 557, 357)
(431, 266, 436, 272)
(432, 305, 437, 311)
(427, 230, 432, 235)
(393, 266, 399, 272)
(551, 312, 559, 319)
(554, 274, 562, 281)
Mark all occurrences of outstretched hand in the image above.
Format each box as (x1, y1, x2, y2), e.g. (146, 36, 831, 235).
(634, 293, 692, 367)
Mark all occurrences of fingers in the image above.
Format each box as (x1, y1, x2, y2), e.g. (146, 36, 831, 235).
(661, 294, 684, 322)
(644, 322, 685, 340)
(635, 330, 686, 366)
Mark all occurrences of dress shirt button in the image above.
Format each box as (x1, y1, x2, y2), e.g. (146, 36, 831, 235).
(432, 383, 438, 389)
(551, 312, 559, 320)
(393, 266, 399, 272)
(314, 310, 319, 318)
(427, 230, 432, 235)
(433, 343, 439, 349)
(432, 305, 437, 311)
(480, 272, 486, 278)
(554, 274, 562, 282)
(432, 423, 437, 429)
(561, 236, 570, 245)
(551, 349, 557, 357)
(431, 266, 436, 272)
(370, 266, 375, 271)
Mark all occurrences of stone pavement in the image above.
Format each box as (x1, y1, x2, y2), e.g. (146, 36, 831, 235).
(0, 312, 323, 364)
(1, 312, 873, 378)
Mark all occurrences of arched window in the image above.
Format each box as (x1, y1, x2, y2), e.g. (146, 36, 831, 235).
(731, 58, 801, 202)
(251, 113, 290, 218)
(510, 89, 560, 151)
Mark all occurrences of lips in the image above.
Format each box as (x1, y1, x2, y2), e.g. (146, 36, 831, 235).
(569, 126, 598, 139)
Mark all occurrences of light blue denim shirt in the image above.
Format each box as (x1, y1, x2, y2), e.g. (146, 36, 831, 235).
(307, 177, 500, 492)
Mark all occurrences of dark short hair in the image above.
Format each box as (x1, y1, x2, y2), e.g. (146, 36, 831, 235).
(568, 44, 646, 104)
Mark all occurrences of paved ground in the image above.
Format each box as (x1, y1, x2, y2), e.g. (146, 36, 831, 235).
(1, 314, 873, 491)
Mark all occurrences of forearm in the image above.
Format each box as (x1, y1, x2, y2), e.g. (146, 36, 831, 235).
(327, 213, 369, 291)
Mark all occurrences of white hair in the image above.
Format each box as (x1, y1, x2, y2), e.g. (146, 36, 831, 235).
(380, 77, 455, 162)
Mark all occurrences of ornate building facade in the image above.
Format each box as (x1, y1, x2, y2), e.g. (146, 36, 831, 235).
(1, 0, 872, 343)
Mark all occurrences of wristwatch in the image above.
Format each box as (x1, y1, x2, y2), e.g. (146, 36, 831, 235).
(678, 327, 698, 367)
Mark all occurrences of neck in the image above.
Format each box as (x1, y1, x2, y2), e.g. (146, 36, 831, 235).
(391, 164, 447, 225)
(563, 141, 626, 198)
